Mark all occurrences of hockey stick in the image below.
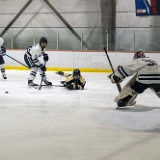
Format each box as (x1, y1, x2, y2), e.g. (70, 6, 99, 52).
(38, 61, 47, 90)
(6, 54, 29, 68)
(41, 84, 64, 87)
(103, 46, 122, 92)
(34, 84, 65, 89)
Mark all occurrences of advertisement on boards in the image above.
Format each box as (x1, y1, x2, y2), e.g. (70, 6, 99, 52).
(135, 0, 160, 16)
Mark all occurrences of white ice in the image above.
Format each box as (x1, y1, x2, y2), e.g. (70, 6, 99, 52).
(0, 70, 160, 160)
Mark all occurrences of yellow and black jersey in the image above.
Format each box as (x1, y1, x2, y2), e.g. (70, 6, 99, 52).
(63, 73, 86, 90)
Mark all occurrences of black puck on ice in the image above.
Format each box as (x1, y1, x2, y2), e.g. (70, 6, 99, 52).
(5, 91, 9, 94)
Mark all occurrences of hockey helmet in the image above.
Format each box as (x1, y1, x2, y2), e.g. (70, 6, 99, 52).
(73, 69, 80, 76)
(133, 51, 145, 59)
(39, 37, 48, 44)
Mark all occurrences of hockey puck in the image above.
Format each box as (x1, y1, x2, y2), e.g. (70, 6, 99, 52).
(5, 91, 9, 94)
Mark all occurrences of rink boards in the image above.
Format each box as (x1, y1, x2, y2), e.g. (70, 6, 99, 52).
(4, 50, 160, 72)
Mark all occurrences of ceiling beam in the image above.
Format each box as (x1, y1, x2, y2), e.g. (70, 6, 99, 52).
(43, 0, 90, 50)
(0, 0, 33, 37)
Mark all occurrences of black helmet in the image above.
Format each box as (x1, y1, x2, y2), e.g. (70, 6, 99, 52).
(133, 51, 145, 59)
(39, 37, 47, 44)
(73, 69, 80, 76)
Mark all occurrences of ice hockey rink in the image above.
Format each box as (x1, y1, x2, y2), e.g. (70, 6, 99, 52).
(0, 70, 160, 160)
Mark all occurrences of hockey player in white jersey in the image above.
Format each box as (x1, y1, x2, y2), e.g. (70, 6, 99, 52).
(24, 37, 52, 86)
(108, 51, 160, 108)
(0, 37, 7, 79)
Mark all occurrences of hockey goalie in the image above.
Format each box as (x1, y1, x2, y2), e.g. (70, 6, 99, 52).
(108, 51, 160, 108)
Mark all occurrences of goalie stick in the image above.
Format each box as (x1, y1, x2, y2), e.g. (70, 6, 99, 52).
(103, 46, 122, 92)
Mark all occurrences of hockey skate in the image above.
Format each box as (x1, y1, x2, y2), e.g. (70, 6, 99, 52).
(28, 79, 38, 87)
(43, 79, 52, 86)
(3, 75, 7, 80)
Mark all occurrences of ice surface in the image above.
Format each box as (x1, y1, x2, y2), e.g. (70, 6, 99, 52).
(0, 70, 160, 160)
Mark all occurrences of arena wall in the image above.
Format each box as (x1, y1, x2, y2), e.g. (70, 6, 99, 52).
(4, 50, 160, 72)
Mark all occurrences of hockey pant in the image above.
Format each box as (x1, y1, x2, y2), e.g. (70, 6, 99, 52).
(24, 54, 34, 68)
(150, 84, 160, 98)
(131, 80, 160, 99)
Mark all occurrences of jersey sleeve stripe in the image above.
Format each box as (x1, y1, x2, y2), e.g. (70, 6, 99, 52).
(118, 66, 129, 77)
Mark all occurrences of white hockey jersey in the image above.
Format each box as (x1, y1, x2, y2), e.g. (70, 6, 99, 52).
(0, 37, 4, 46)
(115, 57, 160, 84)
(25, 43, 44, 66)
(0, 37, 6, 56)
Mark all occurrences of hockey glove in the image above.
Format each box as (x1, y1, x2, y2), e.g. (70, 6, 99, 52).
(56, 71, 64, 76)
(60, 81, 67, 86)
(108, 73, 123, 84)
(43, 53, 49, 62)
(40, 65, 46, 71)
(74, 78, 81, 84)
(147, 60, 157, 66)
(66, 83, 74, 90)
(66, 83, 79, 90)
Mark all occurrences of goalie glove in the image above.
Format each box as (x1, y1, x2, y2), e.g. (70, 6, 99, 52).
(108, 73, 124, 84)
(56, 71, 64, 76)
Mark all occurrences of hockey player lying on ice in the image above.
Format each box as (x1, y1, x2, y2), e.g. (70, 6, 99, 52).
(56, 69, 86, 90)
(108, 51, 160, 108)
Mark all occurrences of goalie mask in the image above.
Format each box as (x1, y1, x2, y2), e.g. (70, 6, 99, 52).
(133, 51, 145, 59)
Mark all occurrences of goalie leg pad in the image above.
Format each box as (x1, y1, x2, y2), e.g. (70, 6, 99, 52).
(114, 86, 138, 107)
(117, 94, 138, 107)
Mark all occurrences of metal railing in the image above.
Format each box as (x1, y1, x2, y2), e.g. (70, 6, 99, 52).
(1, 28, 160, 51)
